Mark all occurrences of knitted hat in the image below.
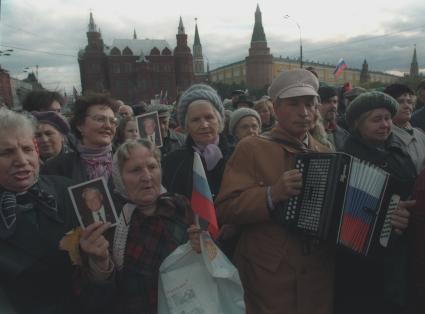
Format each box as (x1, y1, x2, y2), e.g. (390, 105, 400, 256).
(229, 108, 261, 136)
(177, 84, 224, 128)
(146, 104, 173, 118)
(318, 86, 337, 102)
(383, 83, 414, 99)
(345, 91, 399, 128)
(31, 111, 70, 135)
(268, 69, 319, 102)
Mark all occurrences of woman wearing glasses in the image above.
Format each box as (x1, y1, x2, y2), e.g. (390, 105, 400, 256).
(42, 94, 118, 183)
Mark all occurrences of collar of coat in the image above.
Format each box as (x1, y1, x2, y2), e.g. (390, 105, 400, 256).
(267, 127, 330, 153)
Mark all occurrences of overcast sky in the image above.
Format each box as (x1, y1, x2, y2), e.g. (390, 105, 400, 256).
(1, 0, 424, 95)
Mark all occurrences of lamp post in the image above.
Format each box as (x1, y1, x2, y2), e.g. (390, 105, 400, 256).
(283, 15, 303, 68)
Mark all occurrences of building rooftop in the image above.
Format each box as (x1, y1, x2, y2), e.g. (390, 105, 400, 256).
(107, 39, 172, 57)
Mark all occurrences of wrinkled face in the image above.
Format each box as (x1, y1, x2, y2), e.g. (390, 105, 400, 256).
(119, 106, 132, 119)
(84, 190, 103, 212)
(0, 129, 39, 192)
(47, 100, 61, 113)
(124, 120, 139, 141)
(318, 96, 338, 123)
(274, 96, 315, 140)
(358, 108, 392, 144)
(121, 146, 161, 208)
(393, 93, 413, 127)
(186, 101, 220, 146)
(256, 104, 271, 124)
(35, 123, 64, 159)
(234, 116, 260, 140)
(78, 105, 117, 148)
(159, 116, 170, 138)
(144, 119, 156, 135)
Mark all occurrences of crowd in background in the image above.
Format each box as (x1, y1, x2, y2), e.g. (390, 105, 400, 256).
(1, 67, 425, 314)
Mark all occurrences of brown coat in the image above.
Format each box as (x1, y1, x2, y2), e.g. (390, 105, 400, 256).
(216, 127, 334, 314)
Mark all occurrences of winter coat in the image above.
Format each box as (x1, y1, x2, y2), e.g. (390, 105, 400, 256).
(215, 127, 335, 314)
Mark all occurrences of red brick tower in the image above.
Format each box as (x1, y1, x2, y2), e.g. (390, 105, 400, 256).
(174, 17, 194, 92)
(245, 4, 273, 91)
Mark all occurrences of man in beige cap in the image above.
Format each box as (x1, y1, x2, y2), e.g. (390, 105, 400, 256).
(216, 69, 334, 314)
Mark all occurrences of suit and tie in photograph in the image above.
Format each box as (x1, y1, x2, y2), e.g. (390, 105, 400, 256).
(136, 111, 163, 147)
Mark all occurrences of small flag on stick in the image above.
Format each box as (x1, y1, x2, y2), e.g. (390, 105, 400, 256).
(334, 58, 347, 78)
(191, 152, 219, 239)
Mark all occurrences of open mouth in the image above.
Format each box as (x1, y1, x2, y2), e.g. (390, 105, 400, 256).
(12, 170, 32, 180)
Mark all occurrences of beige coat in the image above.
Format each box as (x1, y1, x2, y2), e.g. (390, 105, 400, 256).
(216, 127, 334, 314)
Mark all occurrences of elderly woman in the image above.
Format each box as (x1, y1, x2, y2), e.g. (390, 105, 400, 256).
(42, 94, 118, 183)
(229, 107, 261, 142)
(114, 117, 139, 149)
(0, 108, 79, 313)
(79, 139, 198, 314)
(162, 84, 231, 200)
(334, 91, 417, 314)
(32, 110, 70, 162)
(254, 96, 276, 133)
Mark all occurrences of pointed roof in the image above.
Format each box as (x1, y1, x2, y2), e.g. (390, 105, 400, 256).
(412, 44, 418, 64)
(251, 4, 266, 43)
(88, 12, 97, 32)
(108, 39, 171, 57)
(194, 20, 201, 46)
(410, 44, 419, 78)
(178, 17, 185, 35)
(133, 28, 137, 40)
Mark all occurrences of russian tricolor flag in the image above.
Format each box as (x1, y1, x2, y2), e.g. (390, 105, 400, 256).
(334, 58, 347, 78)
(191, 152, 219, 239)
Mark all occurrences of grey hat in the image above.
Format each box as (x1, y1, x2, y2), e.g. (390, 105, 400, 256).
(177, 84, 224, 128)
(268, 69, 319, 102)
(344, 87, 367, 100)
(229, 108, 261, 136)
(146, 104, 173, 117)
(345, 91, 399, 128)
(31, 111, 70, 135)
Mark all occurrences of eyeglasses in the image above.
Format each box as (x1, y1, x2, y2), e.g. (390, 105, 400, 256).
(87, 114, 119, 127)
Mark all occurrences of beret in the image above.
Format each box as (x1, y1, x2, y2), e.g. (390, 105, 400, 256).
(32, 111, 70, 134)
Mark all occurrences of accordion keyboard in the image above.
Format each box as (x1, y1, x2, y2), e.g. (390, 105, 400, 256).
(379, 194, 399, 247)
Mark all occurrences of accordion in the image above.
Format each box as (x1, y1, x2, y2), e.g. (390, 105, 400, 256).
(276, 152, 402, 256)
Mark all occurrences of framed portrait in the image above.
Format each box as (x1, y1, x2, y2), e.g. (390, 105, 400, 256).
(68, 177, 119, 228)
(136, 111, 163, 148)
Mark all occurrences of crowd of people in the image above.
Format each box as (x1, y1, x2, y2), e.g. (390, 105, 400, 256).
(1, 68, 425, 314)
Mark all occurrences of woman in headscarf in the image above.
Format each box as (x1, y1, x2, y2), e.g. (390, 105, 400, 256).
(78, 139, 199, 314)
(42, 94, 118, 183)
(32, 110, 70, 162)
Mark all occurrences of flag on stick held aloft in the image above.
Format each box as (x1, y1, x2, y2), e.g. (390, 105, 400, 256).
(191, 152, 219, 239)
(334, 58, 347, 78)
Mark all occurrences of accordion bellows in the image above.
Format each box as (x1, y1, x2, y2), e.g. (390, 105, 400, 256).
(277, 152, 400, 256)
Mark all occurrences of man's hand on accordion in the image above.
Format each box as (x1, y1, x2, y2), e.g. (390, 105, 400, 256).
(270, 169, 303, 205)
(391, 199, 416, 235)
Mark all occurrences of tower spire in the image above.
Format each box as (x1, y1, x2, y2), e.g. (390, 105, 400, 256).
(88, 11, 97, 32)
(410, 44, 419, 78)
(133, 28, 137, 39)
(194, 18, 201, 46)
(193, 18, 204, 75)
(251, 4, 266, 43)
(178, 16, 185, 35)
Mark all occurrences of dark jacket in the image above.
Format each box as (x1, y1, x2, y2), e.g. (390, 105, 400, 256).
(334, 132, 417, 314)
(328, 125, 350, 151)
(411, 106, 425, 132)
(162, 134, 231, 201)
(0, 175, 80, 314)
(160, 129, 186, 162)
(41, 151, 88, 183)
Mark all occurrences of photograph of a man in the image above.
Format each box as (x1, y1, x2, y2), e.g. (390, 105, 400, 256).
(136, 111, 163, 147)
(82, 187, 107, 223)
(68, 178, 118, 228)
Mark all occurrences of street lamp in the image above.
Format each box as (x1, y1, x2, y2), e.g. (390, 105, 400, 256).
(283, 15, 303, 68)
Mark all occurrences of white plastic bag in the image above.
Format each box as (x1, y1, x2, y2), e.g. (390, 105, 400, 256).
(158, 232, 245, 314)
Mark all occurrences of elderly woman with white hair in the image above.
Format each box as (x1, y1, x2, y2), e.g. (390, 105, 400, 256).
(79, 139, 200, 314)
(162, 84, 231, 200)
(0, 108, 80, 313)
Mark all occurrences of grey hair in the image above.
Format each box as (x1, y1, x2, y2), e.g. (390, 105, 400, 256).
(184, 101, 225, 133)
(112, 138, 161, 199)
(81, 187, 103, 200)
(0, 108, 36, 136)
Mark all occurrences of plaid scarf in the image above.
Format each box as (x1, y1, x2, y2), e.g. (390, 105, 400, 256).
(118, 193, 189, 314)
